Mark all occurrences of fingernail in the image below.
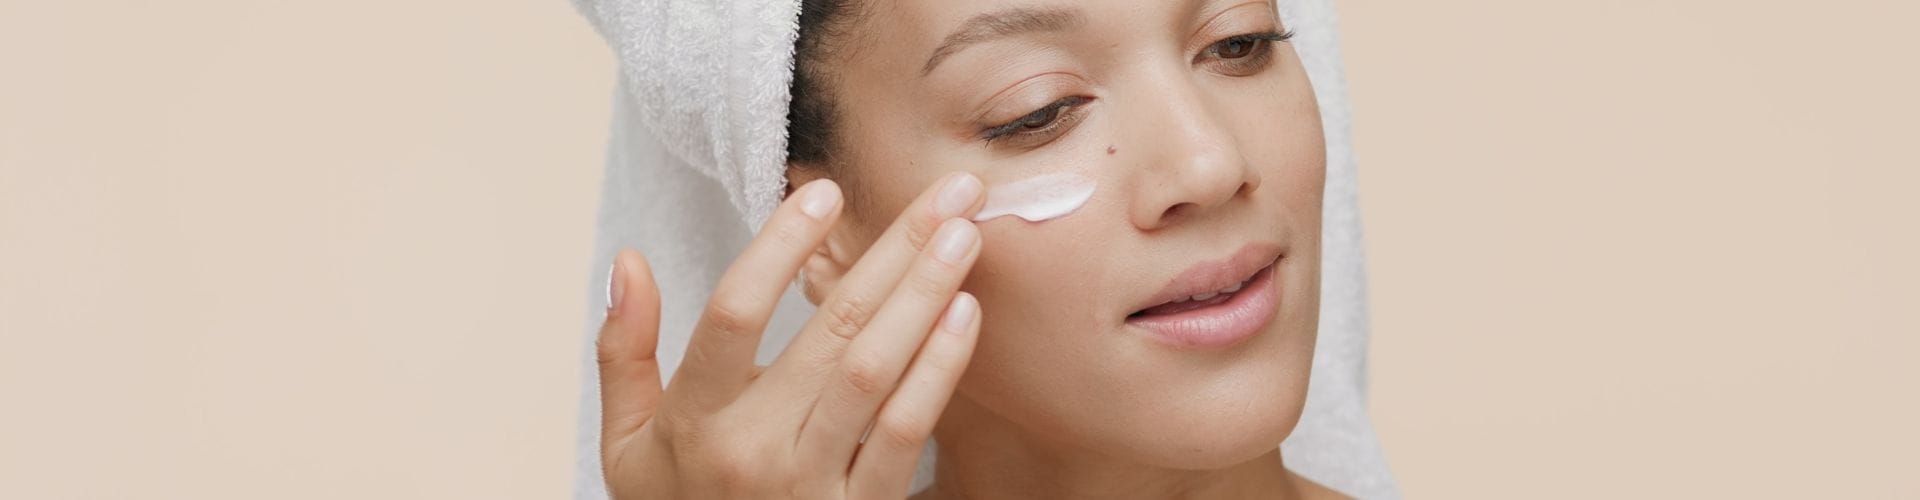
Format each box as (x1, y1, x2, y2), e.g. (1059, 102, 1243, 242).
(932, 219, 977, 263)
(940, 293, 978, 335)
(934, 173, 982, 218)
(606, 257, 625, 315)
(799, 180, 840, 220)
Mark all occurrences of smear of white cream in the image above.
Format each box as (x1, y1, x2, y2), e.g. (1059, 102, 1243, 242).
(971, 172, 1096, 223)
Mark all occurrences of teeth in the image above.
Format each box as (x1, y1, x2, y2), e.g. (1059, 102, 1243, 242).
(1151, 278, 1254, 311)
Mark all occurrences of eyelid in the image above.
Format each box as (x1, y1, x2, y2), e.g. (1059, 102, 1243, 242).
(969, 72, 1088, 126)
(1209, 30, 1289, 55)
(1197, 30, 1288, 76)
(979, 96, 1091, 147)
(1185, 1, 1282, 53)
(983, 96, 1082, 135)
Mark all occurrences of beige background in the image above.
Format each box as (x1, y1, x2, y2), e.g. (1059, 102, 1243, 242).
(2, 0, 1913, 498)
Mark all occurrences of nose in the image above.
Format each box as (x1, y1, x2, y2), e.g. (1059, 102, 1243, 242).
(1126, 78, 1261, 230)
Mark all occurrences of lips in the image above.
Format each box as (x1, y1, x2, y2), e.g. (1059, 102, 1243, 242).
(1128, 243, 1283, 317)
(1125, 243, 1285, 349)
(1131, 273, 1255, 316)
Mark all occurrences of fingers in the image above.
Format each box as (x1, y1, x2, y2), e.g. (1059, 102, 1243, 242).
(847, 292, 981, 497)
(597, 249, 664, 447)
(668, 179, 844, 414)
(796, 218, 981, 464)
(759, 172, 985, 394)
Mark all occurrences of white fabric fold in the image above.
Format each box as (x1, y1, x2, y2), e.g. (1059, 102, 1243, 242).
(568, 0, 1399, 497)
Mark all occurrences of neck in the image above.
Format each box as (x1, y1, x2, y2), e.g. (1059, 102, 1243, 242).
(914, 393, 1302, 500)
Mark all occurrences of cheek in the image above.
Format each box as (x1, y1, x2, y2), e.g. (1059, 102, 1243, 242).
(952, 221, 1321, 466)
(1242, 85, 1326, 226)
(1235, 49, 1326, 206)
(962, 224, 1116, 338)
(953, 219, 1120, 387)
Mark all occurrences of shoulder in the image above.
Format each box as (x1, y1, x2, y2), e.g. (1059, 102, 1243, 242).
(1290, 470, 1352, 500)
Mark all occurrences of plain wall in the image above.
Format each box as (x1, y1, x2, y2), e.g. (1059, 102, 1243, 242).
(2, 0, 1913, 498)
(1341, 1, 1919, 497)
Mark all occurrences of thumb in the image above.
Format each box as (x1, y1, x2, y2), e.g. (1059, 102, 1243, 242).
(597, 248, 664, 445)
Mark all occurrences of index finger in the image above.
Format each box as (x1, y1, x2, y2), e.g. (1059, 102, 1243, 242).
(756, 172, 984, 393)
(664, 178, 845, 414)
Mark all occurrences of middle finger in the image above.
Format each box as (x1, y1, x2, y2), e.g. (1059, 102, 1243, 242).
(797, 217, 980, 464)
(752, 172, 983, 399)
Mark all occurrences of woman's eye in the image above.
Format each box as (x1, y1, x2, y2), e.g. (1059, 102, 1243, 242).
(1215, 38, 1259, 59)
(1016, 105, 1065, 129)
(981, 96, 1090, 146)
(1201, 30, 1292, 76)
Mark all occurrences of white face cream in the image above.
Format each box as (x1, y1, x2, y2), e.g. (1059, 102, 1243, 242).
(971, 172, 1096, 223)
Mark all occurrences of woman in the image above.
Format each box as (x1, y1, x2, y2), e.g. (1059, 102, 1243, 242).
(576, 0, 1391, 497)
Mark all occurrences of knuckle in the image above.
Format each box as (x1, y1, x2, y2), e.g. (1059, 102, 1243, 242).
(873, 415, 928, 451)
(682, 334, 721, 369)
(765, 216, 812, 250)
(821, 294, 877, 342)
(701, 295, 762, 339)
(839, 351, 892, 397)
(902, 266, 956, 301)
(593, 336, 626, 368)
(902, 215, 939, 251)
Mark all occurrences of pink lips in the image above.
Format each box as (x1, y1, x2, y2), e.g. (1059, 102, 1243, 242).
(1125, 243, 1284, 349)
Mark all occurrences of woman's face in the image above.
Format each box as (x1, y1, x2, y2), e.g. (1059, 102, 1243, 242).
(797, 0, 1324, 468)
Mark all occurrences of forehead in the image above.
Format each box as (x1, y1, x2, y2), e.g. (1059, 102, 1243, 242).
(837, 0, 1271, 69)
(865, 0, 1018, 35)
(839, 0, 992, 64)
(833, 0, 1086, 84)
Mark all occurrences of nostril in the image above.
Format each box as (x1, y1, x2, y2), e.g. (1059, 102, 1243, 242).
(1162, 201, 1197, 222)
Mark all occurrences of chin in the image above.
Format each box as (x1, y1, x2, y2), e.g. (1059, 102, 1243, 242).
(958, 252, 1322, 473)
(1113, 322, 1319, 469)
(967, 353, 1311, 472)
(1119, 374, 1310, 470)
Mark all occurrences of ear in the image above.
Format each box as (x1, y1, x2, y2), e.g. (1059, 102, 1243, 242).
(786, 163, 863, 306)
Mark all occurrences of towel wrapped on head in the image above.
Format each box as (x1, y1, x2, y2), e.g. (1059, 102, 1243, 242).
(567, 0, 1400, 497)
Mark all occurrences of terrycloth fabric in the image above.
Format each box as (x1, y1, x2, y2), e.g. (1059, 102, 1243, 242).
(567, 0, 1399, 498)
(572, 0, 801, 233)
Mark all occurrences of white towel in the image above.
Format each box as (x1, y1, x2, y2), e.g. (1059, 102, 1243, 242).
(567, 0, 1399, 498)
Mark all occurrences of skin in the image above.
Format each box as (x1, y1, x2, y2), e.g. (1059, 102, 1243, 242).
(594, 0, 1336, 498)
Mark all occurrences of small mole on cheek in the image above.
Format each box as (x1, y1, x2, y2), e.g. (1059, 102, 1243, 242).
(1107, 145, 1117, 155)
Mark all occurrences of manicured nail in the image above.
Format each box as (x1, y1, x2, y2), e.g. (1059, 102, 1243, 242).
(934, 173, 982, 218)
(931, 219, 977, 263)
(799, 180, 840, 220)
(940, 293, 978, 336)
(606, 258, 625, 315)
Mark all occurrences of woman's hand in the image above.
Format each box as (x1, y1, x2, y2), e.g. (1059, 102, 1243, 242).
(596, 173, 986, 499)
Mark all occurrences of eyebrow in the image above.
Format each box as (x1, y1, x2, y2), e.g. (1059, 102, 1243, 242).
(921, 7, 1086, 77)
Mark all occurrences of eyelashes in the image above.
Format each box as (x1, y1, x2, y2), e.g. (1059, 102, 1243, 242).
(977, 29, 1294, 148)
(1201, 29, 1292, 76)
(980, 96, 1091, 147)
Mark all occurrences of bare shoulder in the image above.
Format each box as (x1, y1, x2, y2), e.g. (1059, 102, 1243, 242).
(1289, 470, 1352, 500)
